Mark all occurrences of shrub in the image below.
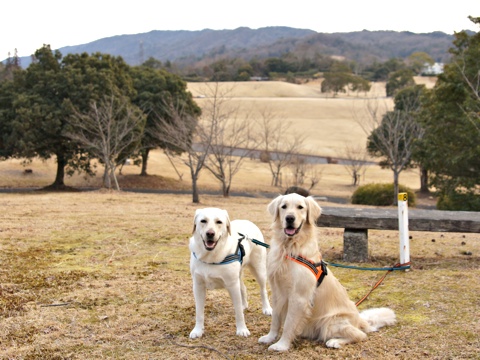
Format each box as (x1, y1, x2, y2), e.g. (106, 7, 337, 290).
(351, 183, 416, 206)
(259, 151, 271, 163)
(436, 191, 480, 211)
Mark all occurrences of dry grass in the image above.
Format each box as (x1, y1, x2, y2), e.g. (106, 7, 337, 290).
(188, 80, 393, 158)
(0, 150, 427, 204)
(0, 192, 479, 359)
(187, 77, 436, 158)
(1, 78, 479, 359)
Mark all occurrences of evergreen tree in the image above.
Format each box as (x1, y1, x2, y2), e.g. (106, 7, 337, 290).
(130, 65, 201, 175)
(386, 68, 415, 97)
(417, 17, 480, 210)
(0, 45, 137, 189)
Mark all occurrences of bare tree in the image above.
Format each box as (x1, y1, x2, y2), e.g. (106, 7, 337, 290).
(286, 154, 322, 192)
(199, 82, 259, 197)
(163, 148, 184, 182)
(355, 99, 424, 204)
(65, 95, 145, 190)
(340, 143, 369, 186)
(256, 107, 306, 187)
(149, 101, 207, 203)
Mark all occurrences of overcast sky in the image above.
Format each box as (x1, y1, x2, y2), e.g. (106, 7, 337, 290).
(2, 0, 479, 59)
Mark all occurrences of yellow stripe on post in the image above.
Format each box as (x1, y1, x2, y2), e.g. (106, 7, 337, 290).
(398, 192, 408, 202)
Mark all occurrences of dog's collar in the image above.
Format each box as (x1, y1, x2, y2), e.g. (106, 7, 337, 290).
(193, 240, 245, 265)
(286, 255, 328, 287)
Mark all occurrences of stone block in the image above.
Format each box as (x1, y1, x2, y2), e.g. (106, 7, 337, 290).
(343, 228, 368, 262)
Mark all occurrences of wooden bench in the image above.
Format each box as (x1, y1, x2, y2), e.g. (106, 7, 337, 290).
(316, 207, 480, 262)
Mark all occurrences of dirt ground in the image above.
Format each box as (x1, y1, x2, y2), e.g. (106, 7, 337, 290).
(0, 191, 478, 359)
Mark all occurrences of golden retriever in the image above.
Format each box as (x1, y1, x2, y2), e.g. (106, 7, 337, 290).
(259, 193, 396, 351)
(189, 207, 272, 338)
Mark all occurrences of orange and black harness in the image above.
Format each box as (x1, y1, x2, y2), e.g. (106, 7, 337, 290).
(238, 232, 409, 306)
(238, 233, 328, 287)
(286, 255, 328, 287)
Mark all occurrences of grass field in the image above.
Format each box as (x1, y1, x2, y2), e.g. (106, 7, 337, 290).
(0, 192, 478, 359)
(1, 78, 479, 359)
(187, 80, 391, 158)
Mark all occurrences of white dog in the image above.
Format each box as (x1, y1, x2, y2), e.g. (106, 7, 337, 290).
(189, 207, 272, 338)
(259, 193, 396, 351)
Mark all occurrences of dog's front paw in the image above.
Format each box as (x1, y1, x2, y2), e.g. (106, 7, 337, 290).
(258, 333, 277, 345)
(236, 327, 250, 337)
(268, 341, 290, 352)
(326, 338, 342, 348)
(263, 305, 273, 316)
(189, 327, 204, 339)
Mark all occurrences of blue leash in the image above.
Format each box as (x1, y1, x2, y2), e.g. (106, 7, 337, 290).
(326, 262, 411, 271)
(238, 232, 270, 248)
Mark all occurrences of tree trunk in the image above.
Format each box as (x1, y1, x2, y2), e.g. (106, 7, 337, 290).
(46, 153, 66, 190)
(420, 167, 429, 193)
(273, 171, 282, 187)
(222, 182, 230, 197)
(140, 148, 150, 176)
(353, 170, 359, 186)
(103, 165, 111, 189)
(111, 163, 120, 191)
(192, 176, 200, 203)
(393, 170, 400, 205)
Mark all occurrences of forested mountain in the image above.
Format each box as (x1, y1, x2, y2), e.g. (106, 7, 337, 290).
(14, 27, 458, 69)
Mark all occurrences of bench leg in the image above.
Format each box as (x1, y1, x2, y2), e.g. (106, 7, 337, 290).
(343, 228, 368, 262)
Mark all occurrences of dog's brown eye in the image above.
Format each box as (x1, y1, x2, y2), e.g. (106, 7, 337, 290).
(216, 220, 223, 224)
(281, 204, 287, 209)
(200, 219, 207, 223)
(297, 205, 304, 210)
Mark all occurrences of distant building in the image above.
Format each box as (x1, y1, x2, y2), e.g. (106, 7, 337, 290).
(422, 62, 444, 75)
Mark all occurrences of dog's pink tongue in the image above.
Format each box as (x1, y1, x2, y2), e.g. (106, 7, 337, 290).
(206, 240, 216, 249)
(285, 228, 296, 236)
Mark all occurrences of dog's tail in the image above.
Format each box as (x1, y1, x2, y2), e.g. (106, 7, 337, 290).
(360, 307, 396, 332)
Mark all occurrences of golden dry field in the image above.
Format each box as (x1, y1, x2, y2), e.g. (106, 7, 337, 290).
(188, 80, 391, 157)
(1, 78, 479, 359)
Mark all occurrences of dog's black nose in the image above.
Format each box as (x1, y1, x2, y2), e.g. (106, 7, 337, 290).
(286, 215, 295, 224)
(206, 230, 215, 239)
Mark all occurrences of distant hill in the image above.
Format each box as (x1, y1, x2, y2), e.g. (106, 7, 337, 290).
(15, 27, 459, 69)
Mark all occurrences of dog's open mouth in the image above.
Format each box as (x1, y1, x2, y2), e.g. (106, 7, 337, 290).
(284, 222, 303, 237)
(203, 239, 217, 251)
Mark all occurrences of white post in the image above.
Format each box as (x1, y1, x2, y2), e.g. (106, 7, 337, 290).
(397, 192, 410, 266)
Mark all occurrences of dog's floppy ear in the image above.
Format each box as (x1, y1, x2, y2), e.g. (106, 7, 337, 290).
(305, 196, 322, 225)
(223, 209, 232, 235)
(267, 195, 283, 221)
(193, 209, 202, 234)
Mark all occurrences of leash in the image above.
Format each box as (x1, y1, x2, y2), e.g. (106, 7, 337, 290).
(325, 261, 410, 306)
(237, 233, 410, 306)
(326, 262, 411, 271)
(353, 262, 411, 307)
(237, 232, 270, 248)
(326, 261, 411, 307)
